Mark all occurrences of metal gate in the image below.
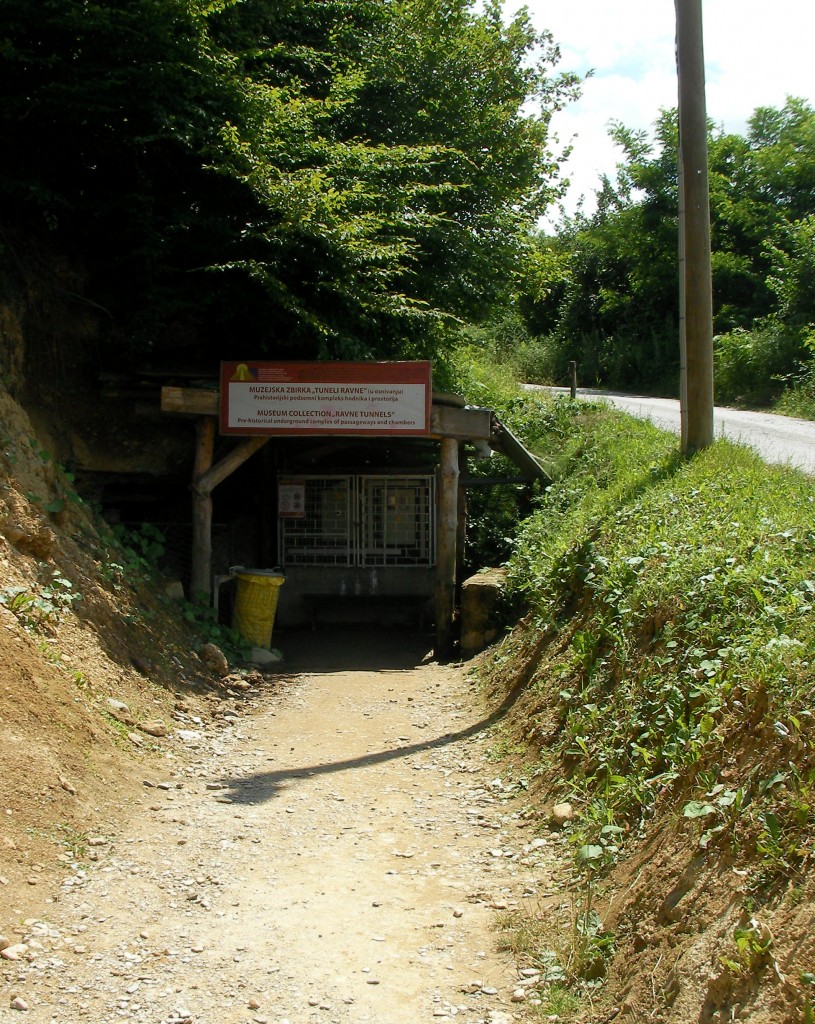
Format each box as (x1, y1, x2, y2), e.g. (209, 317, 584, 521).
(279, 475, 435, 568)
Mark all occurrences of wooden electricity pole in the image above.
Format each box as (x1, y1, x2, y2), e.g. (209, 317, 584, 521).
(676, 0, 714, 453)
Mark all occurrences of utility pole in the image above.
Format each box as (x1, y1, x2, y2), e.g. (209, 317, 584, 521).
(676, 0, 714, 453)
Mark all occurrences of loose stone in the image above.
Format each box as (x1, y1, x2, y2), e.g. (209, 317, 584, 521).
(1, 944, 28, 960)
(550, 802, 575, 828)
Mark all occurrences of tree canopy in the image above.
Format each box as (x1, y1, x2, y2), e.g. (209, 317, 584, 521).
(0, 0, 578, 367)
(515, 98, 815, 399)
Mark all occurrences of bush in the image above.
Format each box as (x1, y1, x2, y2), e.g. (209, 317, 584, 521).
(776, 359, 815, 419)
(714, 320, 808, 406)
(776, 329, 815, 420)
(513, 337, 559, 384)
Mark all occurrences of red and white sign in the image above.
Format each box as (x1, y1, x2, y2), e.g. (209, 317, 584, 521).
(277, 480, 305, 519)
(220, 361, 432, 436)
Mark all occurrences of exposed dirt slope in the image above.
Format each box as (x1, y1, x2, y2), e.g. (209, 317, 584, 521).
(477, 623, 815, 1024)
(0, 387, 224, 912)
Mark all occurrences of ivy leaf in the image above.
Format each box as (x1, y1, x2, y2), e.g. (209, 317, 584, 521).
(683, 800, 717, 819)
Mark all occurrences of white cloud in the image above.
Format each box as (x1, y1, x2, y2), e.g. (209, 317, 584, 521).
(511, 0, 815, 222)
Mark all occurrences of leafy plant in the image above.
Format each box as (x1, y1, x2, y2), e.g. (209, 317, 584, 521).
(0, 570, 80, 631)
(56, 824, 90, 862)
(112, 523, 167, 573)
(569, 842, 616, 981)
(720, 918, 774, 977)
(178, 598, 249, 663)
(683, 785, 749, 851)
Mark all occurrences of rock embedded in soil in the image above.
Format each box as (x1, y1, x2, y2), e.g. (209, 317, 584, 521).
(1, 943, 28, 960)
(550, 801, 574, 828)
(199, 643, 229, 677)
(139, 720, 169, 737)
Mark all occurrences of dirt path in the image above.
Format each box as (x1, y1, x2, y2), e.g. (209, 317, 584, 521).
(3, 629, 560, 1024)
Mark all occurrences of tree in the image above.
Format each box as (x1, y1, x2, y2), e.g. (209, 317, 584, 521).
(0, 0, 579, 367)
(517, 99, 815, 395)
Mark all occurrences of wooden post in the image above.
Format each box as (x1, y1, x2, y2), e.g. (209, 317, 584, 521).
(569, 360, 578, 399)
(190, 417, 216, 601)
(676, 0, 714, 453)
(456, 444, 468, 600)
(260, 443, 277, 567)
(190, 432, 269, 602)
(435, 437, 459, 659)
(678, 128, 688, 452)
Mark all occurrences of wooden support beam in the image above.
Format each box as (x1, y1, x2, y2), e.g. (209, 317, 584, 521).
(490, 421, 551, 485)
(161, 386, 219, 417)
(190, 417, 216, 601)
(434, 437, 459, 660)
(194, 436, 269, 497)
(456, 444, 467, 602)
(189, 433, 267, 602)
(430, 404, 492, 441)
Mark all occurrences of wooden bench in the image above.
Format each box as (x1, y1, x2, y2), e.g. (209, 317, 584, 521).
(301, 592, 429, 630)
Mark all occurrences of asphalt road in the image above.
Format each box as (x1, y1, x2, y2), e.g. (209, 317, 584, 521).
(523, 386, 815, 476)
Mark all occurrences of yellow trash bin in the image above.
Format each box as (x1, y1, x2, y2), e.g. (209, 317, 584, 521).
(231, 568, 285, 648)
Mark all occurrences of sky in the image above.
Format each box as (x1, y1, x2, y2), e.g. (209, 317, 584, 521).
(510, 0, 815, 223)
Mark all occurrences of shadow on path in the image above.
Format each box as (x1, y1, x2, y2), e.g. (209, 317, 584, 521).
(216, 637, 526, 804)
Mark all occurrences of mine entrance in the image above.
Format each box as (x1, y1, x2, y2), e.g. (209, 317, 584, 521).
(161, 360, 550, 655)
(276, 473, 436, 628)
(279, 475, 435, 569)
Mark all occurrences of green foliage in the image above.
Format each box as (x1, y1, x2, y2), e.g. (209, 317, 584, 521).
(178, 599, 250, 663)
(766, 214, 815, 329)
(777, 331, 815, 418)
(478, 400, 815, 901)
(720, 918, 774, 977)
(111, 523, 167, 573)
(442, 346, 563, 570)
(105, 522, 248, 658)
(714, 319, 809, 405)
(518, 98, 815, 400)
(466, 310, 561, 385)
(0, 569, 81, 631)
(0, 0, 579, 365)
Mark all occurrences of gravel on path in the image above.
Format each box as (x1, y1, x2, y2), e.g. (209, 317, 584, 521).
(2, 629, 563, 1024)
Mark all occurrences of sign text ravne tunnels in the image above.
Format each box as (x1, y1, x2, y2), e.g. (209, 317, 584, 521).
(220, 361, 432, 436)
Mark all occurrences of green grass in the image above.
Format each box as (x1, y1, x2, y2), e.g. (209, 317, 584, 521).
(478, 385, 815, 895)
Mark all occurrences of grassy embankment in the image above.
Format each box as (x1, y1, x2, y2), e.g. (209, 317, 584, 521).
(454, 351, 815, 1020)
